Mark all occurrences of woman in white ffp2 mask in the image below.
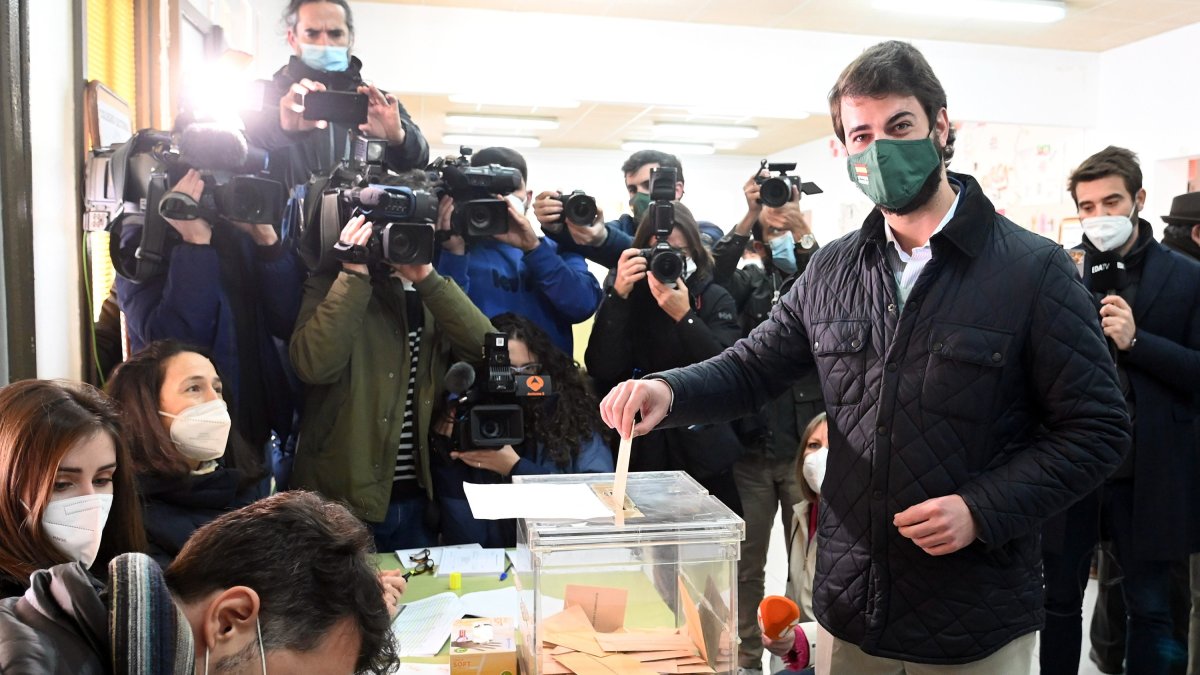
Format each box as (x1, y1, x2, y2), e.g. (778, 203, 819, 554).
(760, 412, 829, 668)
(0, 380, 146, 598)
(106, 340, 266, 566)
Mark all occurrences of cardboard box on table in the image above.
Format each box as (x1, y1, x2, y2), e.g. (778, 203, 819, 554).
(512, 471, 745, 675)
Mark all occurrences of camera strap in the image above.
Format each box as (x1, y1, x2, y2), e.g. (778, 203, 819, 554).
(109, 173, 171, 284)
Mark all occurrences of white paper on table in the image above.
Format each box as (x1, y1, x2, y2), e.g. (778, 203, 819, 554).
(459, 587, 520, 621)
(389, 664, 450, 675)
(463, 482, 614, 521)
(434, 546, 505, 577)
(394, 543, 482, 571)
(391, 591, 463, 657)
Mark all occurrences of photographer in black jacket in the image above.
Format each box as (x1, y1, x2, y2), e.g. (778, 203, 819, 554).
(714, 171, 824, 674)
(242, 0, 429, 196)
(585, 202, 743, 515)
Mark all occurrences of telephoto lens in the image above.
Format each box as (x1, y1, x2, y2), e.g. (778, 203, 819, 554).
(555, 190, 598, 226)
(757, 175, 795, 208)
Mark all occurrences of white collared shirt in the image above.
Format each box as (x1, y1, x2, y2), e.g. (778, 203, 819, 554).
(883, 187, 961, 311)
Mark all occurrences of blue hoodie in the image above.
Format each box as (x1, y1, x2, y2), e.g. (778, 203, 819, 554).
(436, 237, 602, 353)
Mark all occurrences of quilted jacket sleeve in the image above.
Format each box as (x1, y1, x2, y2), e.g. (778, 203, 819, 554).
(957, 248, 1130, 547)
(654, 273, 818, 428)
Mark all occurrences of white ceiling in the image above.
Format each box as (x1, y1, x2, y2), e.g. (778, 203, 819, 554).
(371, 0, 1200, 51)
(362, 0, 1199, 154)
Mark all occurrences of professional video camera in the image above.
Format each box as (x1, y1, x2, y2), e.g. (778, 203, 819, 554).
(444, 333, 553, 451)
(754, 159, 823, 208)
(552, 190, 598, 226)
(427, 148, 523, 238)
(297, 132, 438, 272)
(636, 166, 687, 284)
(102, 124, 286, 283)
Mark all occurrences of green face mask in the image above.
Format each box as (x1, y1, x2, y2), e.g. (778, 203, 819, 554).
(630, 192, 652, 221)
(846, 136, 942, 211)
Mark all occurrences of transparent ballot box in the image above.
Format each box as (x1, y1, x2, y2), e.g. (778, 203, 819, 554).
(513, 471, 745, 675)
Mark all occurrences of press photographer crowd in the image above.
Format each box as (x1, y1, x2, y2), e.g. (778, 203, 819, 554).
(2, 0, 1199, 673)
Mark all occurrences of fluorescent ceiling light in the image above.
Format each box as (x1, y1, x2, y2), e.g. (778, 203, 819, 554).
(871, 0, 1066, 23)
(687, 105, 810, 121)
(442, 134, 541, 149)
(653, 123, 759, 140)
(445, 114, 559, 131)
(621, 141, 715, 156)
(449, 93, 581, 109)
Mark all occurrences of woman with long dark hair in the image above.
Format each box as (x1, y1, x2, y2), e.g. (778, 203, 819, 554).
(106, 339, 266, 565)
(585, 202, 745, 514)
(0, 380, 145, 597)
(434, 312, 614, 546)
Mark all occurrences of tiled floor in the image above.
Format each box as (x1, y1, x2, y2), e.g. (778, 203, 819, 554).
(757, 507, 1112, 674)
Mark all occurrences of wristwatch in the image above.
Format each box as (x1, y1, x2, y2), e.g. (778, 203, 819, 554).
(798, 233, 816, 250)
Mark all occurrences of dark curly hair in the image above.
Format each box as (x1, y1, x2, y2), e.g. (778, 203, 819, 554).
(491, 313, 609, 469)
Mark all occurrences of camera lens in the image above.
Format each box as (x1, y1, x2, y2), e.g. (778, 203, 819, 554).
(651, 249, 683, 282)
(231, 183, 268, 221)
(466, 203, 492, 229)
(759, 177, 791, 208)
(479, 418, 502, 439)
(563, 194, 597, 226)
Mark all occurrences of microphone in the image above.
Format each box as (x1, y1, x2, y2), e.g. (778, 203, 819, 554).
(344, 186, 390, 207)
(444, 362, 476, 396)
(1088, 250, 1127, 297)
(1088, 249, 1127, 360)
(758, 595, 800, 642)
(178, 123, 250, 173)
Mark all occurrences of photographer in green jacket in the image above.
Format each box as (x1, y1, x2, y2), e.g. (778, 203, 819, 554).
(290, 214, 493, 550)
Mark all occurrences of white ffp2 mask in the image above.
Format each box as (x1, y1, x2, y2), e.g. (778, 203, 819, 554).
(802, 447, 829, 494)
(159, 399, 231, 463)
(1081, 205, 1136, 253)
(42, 493, 113, 568)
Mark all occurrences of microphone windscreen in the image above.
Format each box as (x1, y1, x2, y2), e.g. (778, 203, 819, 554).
(758, 595, 800, 641)
(352, 187, 388, 207)
(444, 362, 476, 396)
(1088, 250, 1127, 294)
(178, 123, 249, 173)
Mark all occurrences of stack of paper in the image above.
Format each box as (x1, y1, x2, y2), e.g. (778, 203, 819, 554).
(434, 546, 506, 577)
(536, 584, 719, 675)
(391, 592, 463, 657)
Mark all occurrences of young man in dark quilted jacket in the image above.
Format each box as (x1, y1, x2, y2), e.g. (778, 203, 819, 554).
(601, 41, 1130, 674)
(1040, 148, 1200, 675)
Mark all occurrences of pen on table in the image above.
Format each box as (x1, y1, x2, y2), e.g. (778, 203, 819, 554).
(499, 561, 515, 581)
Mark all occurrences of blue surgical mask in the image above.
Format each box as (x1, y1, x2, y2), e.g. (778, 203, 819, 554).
(768, 231, 797, 275)
(299, 44, 350, 72)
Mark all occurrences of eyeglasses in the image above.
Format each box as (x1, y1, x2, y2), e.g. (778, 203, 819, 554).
(510, 363, 541, 376)
(403, 549, 433, 579)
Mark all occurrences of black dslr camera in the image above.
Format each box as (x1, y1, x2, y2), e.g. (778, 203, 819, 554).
(637, 166, 687, 284)
(553, 190, 598, 226)
(449, 333, 553, 451)
(754, 159, 823, 208)
(428, 149, 523, 238)
(298, 132, 438, 271)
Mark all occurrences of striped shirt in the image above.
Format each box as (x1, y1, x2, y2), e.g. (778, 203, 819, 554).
(394, 287, 423, 485)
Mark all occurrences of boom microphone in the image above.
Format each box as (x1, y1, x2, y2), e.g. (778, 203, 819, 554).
(178, 123, 250, 173)
(444, 362, 476, 396)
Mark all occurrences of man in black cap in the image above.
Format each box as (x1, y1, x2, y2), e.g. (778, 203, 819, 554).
(1162, 191, 1200, 261)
